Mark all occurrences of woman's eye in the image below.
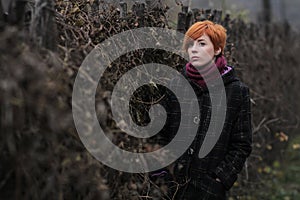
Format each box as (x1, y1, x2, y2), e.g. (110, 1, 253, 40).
(199, 42, 206, 46)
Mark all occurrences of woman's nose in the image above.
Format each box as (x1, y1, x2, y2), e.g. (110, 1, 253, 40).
(190, 42, 198, 52)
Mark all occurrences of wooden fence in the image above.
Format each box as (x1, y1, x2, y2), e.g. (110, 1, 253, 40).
(0, 0, 236, 51)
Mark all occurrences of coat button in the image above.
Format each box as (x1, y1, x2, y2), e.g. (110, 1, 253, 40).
(193, 116, 200, 124)
(188, 147, 194, 155)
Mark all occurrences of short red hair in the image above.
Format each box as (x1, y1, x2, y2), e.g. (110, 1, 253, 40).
(183, 20, 227, 55)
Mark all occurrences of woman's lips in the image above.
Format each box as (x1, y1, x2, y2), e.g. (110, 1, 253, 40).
(191, 56, 200, 60)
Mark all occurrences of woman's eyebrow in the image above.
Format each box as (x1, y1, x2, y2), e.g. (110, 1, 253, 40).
(196, 39, 206, 42)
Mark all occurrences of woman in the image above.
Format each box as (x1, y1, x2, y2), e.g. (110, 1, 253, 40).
(156, 20, 252, 200)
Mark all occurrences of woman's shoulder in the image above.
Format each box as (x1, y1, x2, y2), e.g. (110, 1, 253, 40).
(224, 67, 250, 105)
(225, 66, 249, 93)
(226, 80, 250, 112)
(229, 79, 249, 91)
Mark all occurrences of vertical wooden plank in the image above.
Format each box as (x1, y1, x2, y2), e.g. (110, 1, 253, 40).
(30, 0, 57, 50)
(120, 1, 127, 18)
(132, 2, 145, 27)
(177, 12, 186, 33)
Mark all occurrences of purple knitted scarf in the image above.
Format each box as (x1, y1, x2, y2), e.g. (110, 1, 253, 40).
(186, 55, 231, 88)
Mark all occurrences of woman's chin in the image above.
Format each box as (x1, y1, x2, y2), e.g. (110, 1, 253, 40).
(191, 61, 203, 67)
(191, 60, 214, 68)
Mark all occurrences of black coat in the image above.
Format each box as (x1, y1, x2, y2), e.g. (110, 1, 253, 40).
(157, 66, 252, 200)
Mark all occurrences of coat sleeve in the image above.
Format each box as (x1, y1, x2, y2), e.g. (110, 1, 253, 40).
(213, 85, 252, 190)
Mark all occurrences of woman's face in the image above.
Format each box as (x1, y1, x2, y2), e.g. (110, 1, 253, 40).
(187, 34, 220, 68)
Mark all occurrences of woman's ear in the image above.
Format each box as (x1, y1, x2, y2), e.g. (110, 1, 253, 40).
(215, 47, 221, 56)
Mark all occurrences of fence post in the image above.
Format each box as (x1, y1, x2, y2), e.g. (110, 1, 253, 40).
(177, 12, 186, 33)
(91, 0, 99, 15)
(223, 13, 230, 29)
(30, 0, 57, 51)
(213, 9, 222, 24)
(179, 7, 225, 33)
(145, 0, 163, 10)
(132, 2, 145, 27)
(177, 2, 194, 33)
(120, 1, 127, 18)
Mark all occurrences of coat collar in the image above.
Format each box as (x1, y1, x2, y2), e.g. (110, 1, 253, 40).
(182, 65, 240, 92)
